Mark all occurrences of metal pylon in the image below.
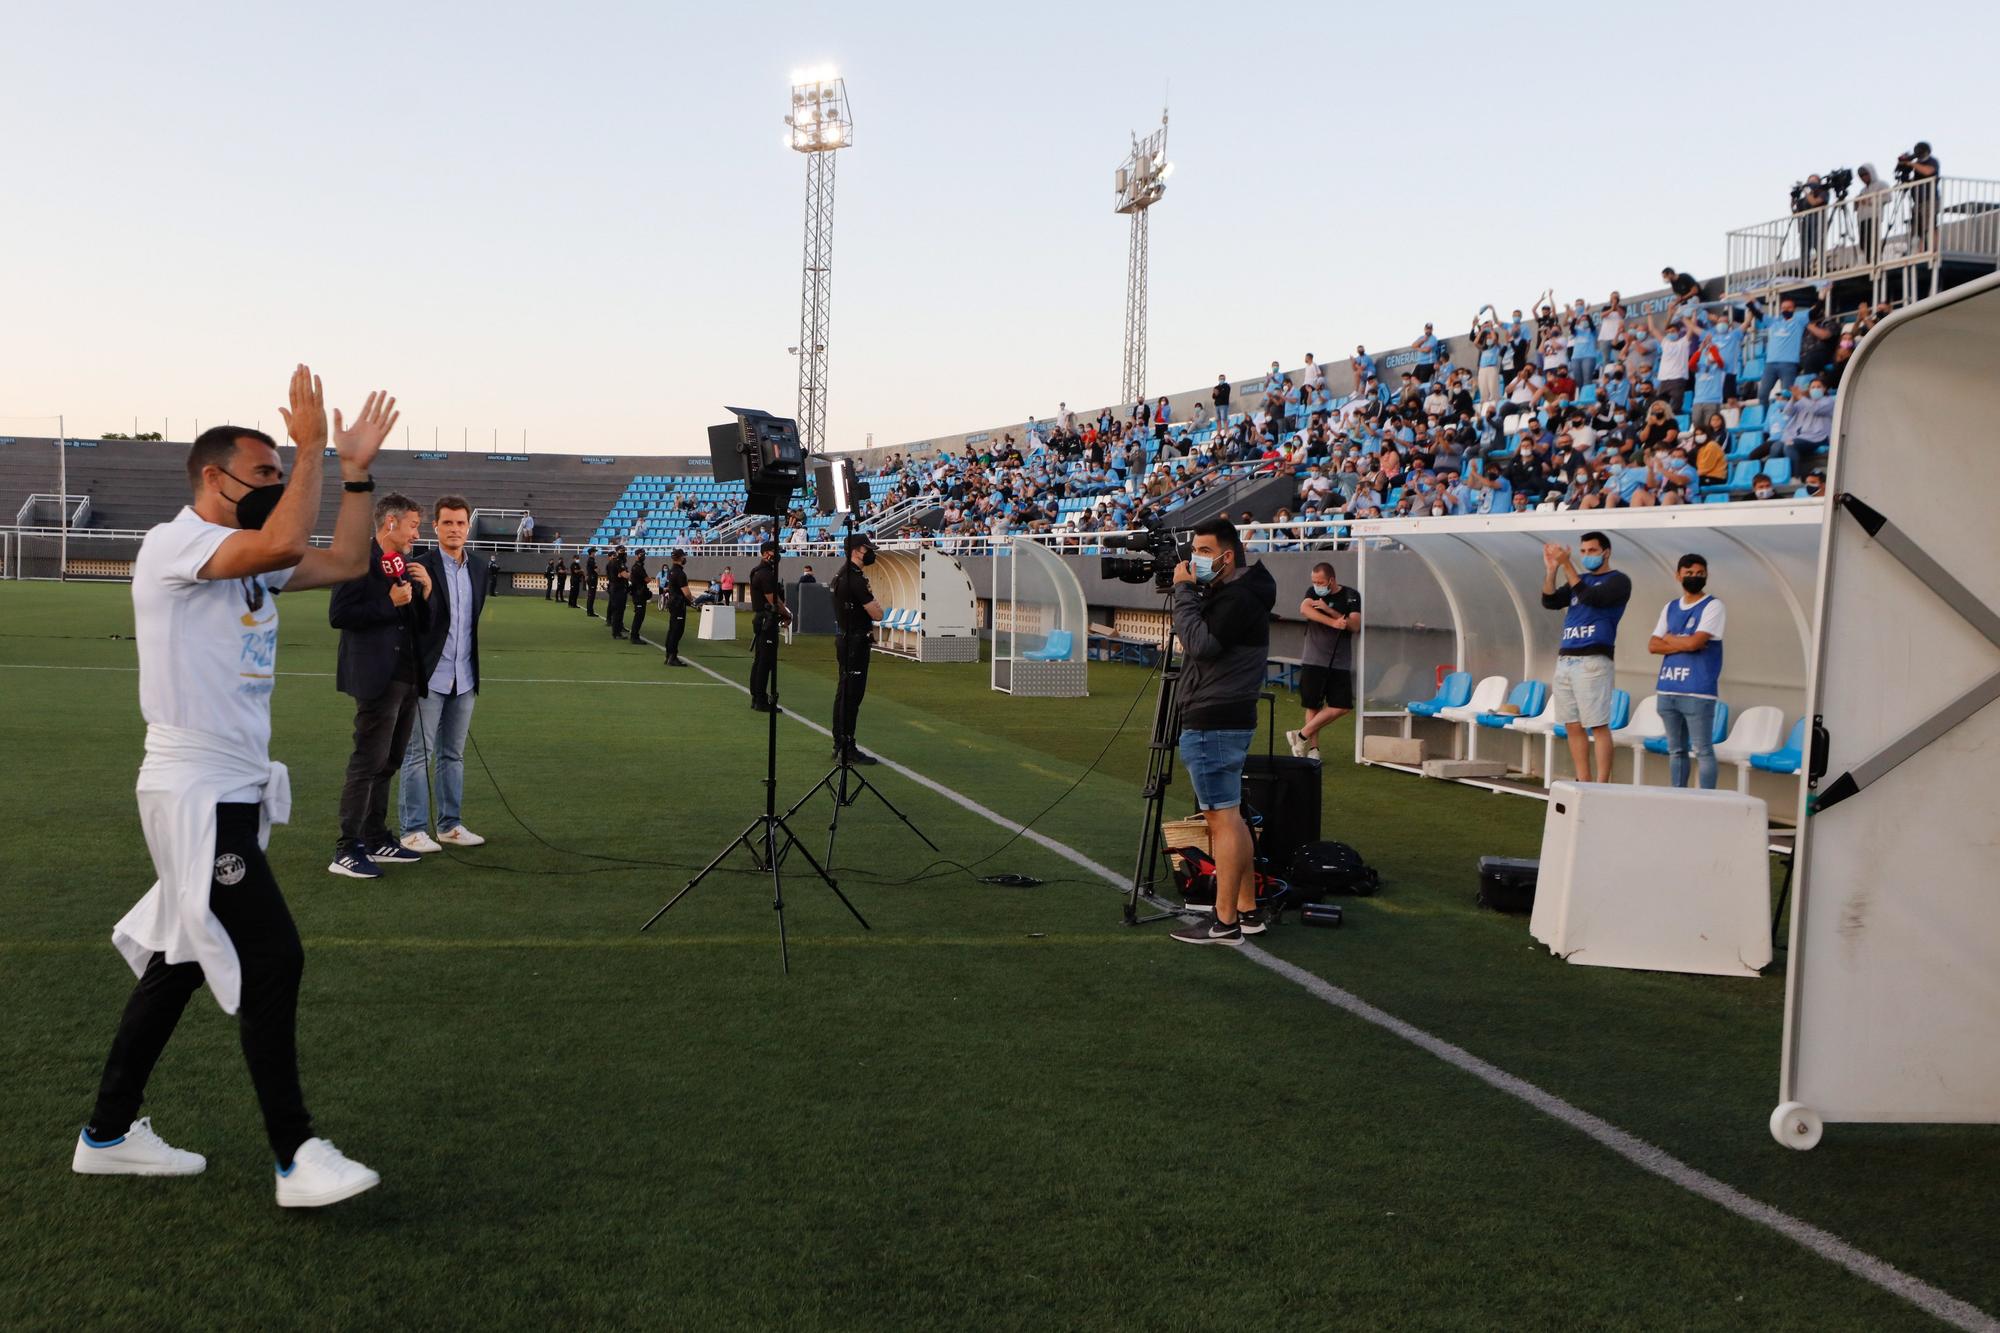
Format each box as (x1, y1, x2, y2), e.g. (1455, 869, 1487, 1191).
(797, 150, 837, 457)
(1121, 208, 1149, 406)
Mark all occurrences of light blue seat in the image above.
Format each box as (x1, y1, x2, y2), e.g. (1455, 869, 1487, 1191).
(1407, 671, 1472, 718)
(1645, 700, 1731, 754)
(1475, 680, 1549, 729)
(1750, 717, 1808, 773)
(1024, 630, 1074, 662)
(1763, 459, 1793, 488)
(1553, 689, 1632, 738)
(1738, 403, 1765, 429)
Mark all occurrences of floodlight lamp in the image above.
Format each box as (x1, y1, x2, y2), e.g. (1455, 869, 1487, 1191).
(1159, 161, 1175, 180)
(819, 123, 840, 144)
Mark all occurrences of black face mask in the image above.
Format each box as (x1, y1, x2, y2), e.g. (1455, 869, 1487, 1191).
(860, 547, 877, 566)
(219, 468, 284, 531)
(1682, 575, 1708, 595)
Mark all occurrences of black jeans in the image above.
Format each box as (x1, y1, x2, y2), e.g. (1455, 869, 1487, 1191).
(568, 578, 580, 608)
(750, 613, 778, 704)
(627, 592, 647, 643)
(91, 803, 312, 1164)
(833, 632, 872, 749)
(607, 584, 628, 636)
(585, 577, 598, 616)
(339, 677, 418, 845)
(663, 605, 688, 660)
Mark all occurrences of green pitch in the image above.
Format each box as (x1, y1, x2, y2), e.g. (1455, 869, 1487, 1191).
(0, 582, 1991, 1330)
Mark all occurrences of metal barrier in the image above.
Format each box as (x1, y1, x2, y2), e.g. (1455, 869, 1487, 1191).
(1726, 176, 2000, 300)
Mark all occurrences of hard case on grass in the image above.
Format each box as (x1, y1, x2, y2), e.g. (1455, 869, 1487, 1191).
(1476, 856, 1539, 914)
(1241, 754, 1322, 870)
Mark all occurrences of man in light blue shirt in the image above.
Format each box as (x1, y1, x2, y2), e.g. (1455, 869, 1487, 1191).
(1752, 295, 1814, 405)
(1412, 324, 1440, 381)
(399, 496, 490, 852)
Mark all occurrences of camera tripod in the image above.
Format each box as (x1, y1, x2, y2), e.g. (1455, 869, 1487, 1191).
(640, 606, 868, 972)
(778, 625, 938, 868)
(1125, 619, 1187, 926)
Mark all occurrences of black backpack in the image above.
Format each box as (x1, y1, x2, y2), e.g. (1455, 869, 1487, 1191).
(1287, 841, 1380, 899)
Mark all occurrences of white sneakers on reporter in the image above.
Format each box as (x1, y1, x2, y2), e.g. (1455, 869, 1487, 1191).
(437, 824, 486, 847)
(1286, 729, 1308, 758)
(275, 1137, 380, 1208)
(72, 1117, 205, 1176)
(399, 830, 443, 854)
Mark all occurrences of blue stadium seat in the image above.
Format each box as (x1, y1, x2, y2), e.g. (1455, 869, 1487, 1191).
(1023, 630, 1074, 662)
(1475, 679, 1549, 729)
(1408, 672, 1472, 718)
(1728, 429, 1763, 460)
(1763, 459, 1793, 487)
(1750, 717, 1808, 773)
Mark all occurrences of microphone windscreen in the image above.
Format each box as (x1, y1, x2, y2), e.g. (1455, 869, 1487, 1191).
(380, 551, 407, 581)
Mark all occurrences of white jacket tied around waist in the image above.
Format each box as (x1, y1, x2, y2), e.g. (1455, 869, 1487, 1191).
(111, 723, 291, 1015)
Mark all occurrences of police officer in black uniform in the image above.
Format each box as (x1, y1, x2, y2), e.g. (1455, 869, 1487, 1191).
(661, 548, 691, 667)
(605, 544, 630, 638)
(544, 556, 557, 600)
(626, 549, 650, 646)
(829, 533, 883, 765)
(584, 548, 600, 617)
(552, 554, 567, 602)
(747, 539, 788, 711)
(568, 555, 582, 608)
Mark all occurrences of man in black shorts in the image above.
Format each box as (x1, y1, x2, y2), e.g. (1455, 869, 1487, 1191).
(1289, 561, 1360, 762)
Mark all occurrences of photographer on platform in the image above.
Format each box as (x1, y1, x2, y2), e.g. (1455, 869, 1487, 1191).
(1169, 517, 1278, 947)
(329, 493, 433, 878)
(830, 534, 883, 765)
(748, 540, 789, 712)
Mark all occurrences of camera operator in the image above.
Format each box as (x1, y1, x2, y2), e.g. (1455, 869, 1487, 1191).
(1792, 174, 1830, 271)
(829, 534, 883, 765)
(1899, 141, 1941, 250)
(661, 548, 691, 667)
(1168, 517, 1279, 947)
(748, 539, 789, 713)
(1854, 163, 1887, 261)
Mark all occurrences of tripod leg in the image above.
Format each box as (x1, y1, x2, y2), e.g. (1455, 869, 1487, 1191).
(776, 815, 870, 930)
(640, 818, 762, 932)
(842, 770, 940, 851)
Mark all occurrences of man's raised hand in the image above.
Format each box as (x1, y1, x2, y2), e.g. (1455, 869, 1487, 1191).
(276, 364, 327, 451)
(333, 390, 401, 475)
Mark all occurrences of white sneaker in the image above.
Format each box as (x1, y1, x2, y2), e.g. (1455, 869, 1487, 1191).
(1307, 746, 1321, 762)
(275, 1137, 380, 1208)
(400, 831, 443, 855)
(436, 824, 485, 847)
(72, 1116, 205, 1176)
(1286, 729, 1307, 758)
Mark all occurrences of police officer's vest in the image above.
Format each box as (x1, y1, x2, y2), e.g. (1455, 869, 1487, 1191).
(1656, 596, 1723, 697)
(1559, 570, 1627, 655)
(832, 566, 870, 634)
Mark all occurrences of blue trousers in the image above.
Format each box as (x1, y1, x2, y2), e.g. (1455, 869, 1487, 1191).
(1657, 693, 1718, 789)
(399, 688, 477, 835)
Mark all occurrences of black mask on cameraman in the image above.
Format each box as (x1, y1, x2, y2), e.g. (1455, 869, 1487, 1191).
(1681, 575, 1708, 595)
(860, 545, 877, 566)
(217, 467, 285, 531)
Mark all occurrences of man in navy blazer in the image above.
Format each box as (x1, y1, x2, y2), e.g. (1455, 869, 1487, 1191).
(329, 493, 433, 877)
(397, 495, 491, 853)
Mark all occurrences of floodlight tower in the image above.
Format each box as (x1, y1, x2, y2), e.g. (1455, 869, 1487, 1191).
(785, 67, 853, 457)
(1113, 109, 1172, 407)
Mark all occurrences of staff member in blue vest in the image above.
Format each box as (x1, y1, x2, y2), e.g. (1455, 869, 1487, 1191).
(1541, 531, 1632, 783)
(1648, 554, 1726, 789)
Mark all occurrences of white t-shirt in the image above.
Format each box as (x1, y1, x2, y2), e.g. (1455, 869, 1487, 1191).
(133, 507, 294, 797)
(1656, 335, 1692, 380)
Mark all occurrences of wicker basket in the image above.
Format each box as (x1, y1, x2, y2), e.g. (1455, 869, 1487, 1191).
(1162, 818, 1211, 874)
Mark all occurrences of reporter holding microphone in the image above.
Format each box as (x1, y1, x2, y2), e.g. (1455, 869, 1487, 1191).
(328, 493, 433, 879)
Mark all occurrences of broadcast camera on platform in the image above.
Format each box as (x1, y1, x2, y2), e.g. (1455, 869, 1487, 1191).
(1789, 168, 1852, 212)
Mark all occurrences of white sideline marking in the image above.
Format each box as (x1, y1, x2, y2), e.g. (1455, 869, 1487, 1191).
(651, 629, 1999, 1332)
(0, 663, 725, 687)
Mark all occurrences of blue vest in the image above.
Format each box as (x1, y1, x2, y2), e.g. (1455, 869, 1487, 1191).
(1656, 596, 1723, 696)
(1560, 570, 1628, 655)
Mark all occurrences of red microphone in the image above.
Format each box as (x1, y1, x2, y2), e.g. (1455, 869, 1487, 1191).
(379, 551, 407, 582)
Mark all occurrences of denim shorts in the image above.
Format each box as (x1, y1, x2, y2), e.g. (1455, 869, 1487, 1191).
(1550, 653, 1616, 728)
(1178, 727, 1255, 811)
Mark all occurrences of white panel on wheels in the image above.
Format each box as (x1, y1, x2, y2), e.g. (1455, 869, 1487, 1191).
(1780, 271, 2000, 1144)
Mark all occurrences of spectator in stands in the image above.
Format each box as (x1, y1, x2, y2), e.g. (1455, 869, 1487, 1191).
(1749, 472, 1777, 501)
(1650, 554, 1726, 789)
(1412, 323, 1440, 381)
(1794, 175, 1830, 270)
(515, 508, 534, 551)
(1652, 318, 1693, 411)
(1692, 419, 1730, 487)
(1567, 301, 1599, 386)
(1540, 531, 1630, 783)
(1153, 396, 1171, 443)
(1353, 346, 1377, 387)
(1796, 469, 1826, 500)
(1474, 329, 1504, 406)
(1782, 377, 1835, 474)
(1752, 292, 1815, 405)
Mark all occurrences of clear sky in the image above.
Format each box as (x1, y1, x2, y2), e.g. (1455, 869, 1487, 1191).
(5, 1, 1995, 456)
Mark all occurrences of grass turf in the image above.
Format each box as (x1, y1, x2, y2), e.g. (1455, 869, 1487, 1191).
(0, 581, 1993, 1331)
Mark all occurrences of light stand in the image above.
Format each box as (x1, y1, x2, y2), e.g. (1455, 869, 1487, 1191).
(640, 604, 868, 972)
(781, 516, 938, 867)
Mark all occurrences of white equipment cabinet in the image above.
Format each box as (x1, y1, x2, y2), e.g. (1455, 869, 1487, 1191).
(698, 604, 737, 641)
(1530, 782, 1772, 978)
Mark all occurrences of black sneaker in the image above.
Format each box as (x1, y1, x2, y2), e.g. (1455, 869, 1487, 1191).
(1171, 917, 1242, 946)
(841, 748, 880, 767)
(666, 657, 689, 668)
(328, 842, 383, 879)
(750, 699, 774, 712)
(364, 840, 422, 864)
(1238, 908, 1269, 936)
